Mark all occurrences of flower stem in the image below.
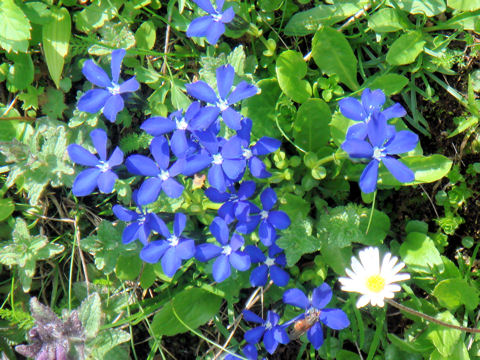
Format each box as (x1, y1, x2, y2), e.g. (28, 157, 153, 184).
(316, 151, 349, 166)
(386, 299, 480, 333)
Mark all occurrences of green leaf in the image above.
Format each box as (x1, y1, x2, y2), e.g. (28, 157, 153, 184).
(275, 50, 311, 103)
(368, 8, 409, 33)
(0, 198, 14, 222)
(426, 311, 461, 357)
(399, 232, 443, 273)
(0, 0, 31, 53)
(368, 73, 409, 95)
(388, 0, 446, 17)
(20, 2, 52, 25)
(433, 279, 479, 311)
(330, 111, 356, 147)
(293, 99, 332, 152)
(386, 31, 426, 66)
(276, 215, 319, 266)
(115, 254, 142, 281)
(42, 7, 71, 88)
(170, 81, 191, 110)
(135, 21, 156, 50)
(242, 78, 281, 138)
(41, 88, 67, 119)
(88, 329, 131, 359)
(152, 288, 222, 336)
(430, 342, 470, 360)
(447, 0, 480, 11)
(78, 293, 102, 339)
(447, 116, 478, 138)
(312, 26, 359, 90)
(320, 243, 352, 275)
(88, 22, 135, 55)
(6, 52, 34, 91)
(74, 0, 122, 33)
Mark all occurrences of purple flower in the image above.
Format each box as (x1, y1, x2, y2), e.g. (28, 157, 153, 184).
(339, 88, 406, 140)
(186, 64, 258, 130)
(242, 310, 289, 355)
(246, 244, 289, 287)
(341, 112, 418, 193)
(113, 191, 163, 245)
(140, 213, 195, 277)
(67, 129, 123, 196)
(224, 344, 258, 360)
(78, 49, 140, 123)
(126, 136, 185, 205)
(195, 217, 250, 282)
(283, 283, 350, 350)
(186, 0, 235, 45)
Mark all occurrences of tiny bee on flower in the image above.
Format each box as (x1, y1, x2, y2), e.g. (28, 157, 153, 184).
(289, 309, 321, 339)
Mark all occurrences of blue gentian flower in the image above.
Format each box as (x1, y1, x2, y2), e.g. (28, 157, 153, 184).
(139, 213, 195, 277)
(242, 310, 289, 355)
(205, 180, 258, 224)
(237, 118, 281, 178)
(195, 217, 250, 282)
(224, 344, 258, 360)
(341, 112, 418, 193)
(125, 136, 185, 205)
(140, 102, 219, 158)
(185, 64, 258, 130)
(186, 0, 235, 45)
(77, 49, 140, 123)
(113, 190, 163, 245)
(67, 129, 123, 196)
(283, 283, 350, 350)
(247, 188, 291, 246)
(246, 244, 289, 287)
(339, 88, 406, 140)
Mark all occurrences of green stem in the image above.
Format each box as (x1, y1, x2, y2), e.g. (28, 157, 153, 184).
(365, 190, 377, 235)
(316, 151, 349, 166)
(366, 308, 384, 360)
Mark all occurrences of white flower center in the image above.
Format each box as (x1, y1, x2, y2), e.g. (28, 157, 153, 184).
(217, 98, 229, 111)
(222, 245, 232, 256)
(169, 235, 179, 246)
(176, 117, 188, 130)
(264, 321, 272, 330)
(265, 257, 275, 267)
(96, 161, 110, 173)
(212, 153, 223, 165)
(159, 170, 170, 181)
(108, 83, 121, 95)
(243, 148, 253, 160)
(212, 13, 222, 22)
(372, 147, 385, 161)
(260, 210, 269, 220)
(137, 214, 146, 225)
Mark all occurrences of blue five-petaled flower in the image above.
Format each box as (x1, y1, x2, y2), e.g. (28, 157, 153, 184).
(187, 0, 235, 45)
(67, 129, 124, 196)
(242, 310, 289, 355)
(78, 49, 140, 123)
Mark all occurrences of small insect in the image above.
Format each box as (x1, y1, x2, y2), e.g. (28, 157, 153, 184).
(289, 310, 321, 339)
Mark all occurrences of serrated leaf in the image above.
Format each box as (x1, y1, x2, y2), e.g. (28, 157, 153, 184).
(227, 45, 246, 76)
(386, 31, 426, 66)
(42, 7, 71, 88)
(399, 232, 443, 273)
(276, 50, 311, 103)
(74, 0, 122, 33)
(0, 0, 31, 53)
(312, 26, 359, 90)
(79, 293, 102, 339)
(433, 279, 479, 311)
(88, 329, 130, 358)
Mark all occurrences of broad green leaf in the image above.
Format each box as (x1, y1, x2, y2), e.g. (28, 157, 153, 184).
(0, 0, 31, 53)
(88, 329, 131, 359)
(227, 45, 246, 76)
(320, 243, 352, 275)
(6, 52, 34, 91)
(433, 279, 479, 311)
(284, 1, 369, 36)
(242, 78, 281, 138)
(336, 350, 361, 360)
(385, 344, 422, 360)
(276, 50, 311, 103)
(0, 198, 14, 222)
(399, 232, 443, 273)
(430, 342, 470, 360)
(88, 22, 135, 55)
(368, 8, 409, 33)
(388, 0, 446, 16)
(330, 111, 356, 147)
(135, 21, 156, 50)
(447, 116, 478, 138)
(170, 81, 191, 110)
(279, 193, 310, 220)
(293, 99, 331, 152)
(20, 1, 52, 25)
(426, 311, 460, 357)
(368, 74, 409, 95)
(386, 31, 426, 66)
(447, 0, 480, 11)
(152, 288, 222, 336)
(79, 293, 102, 339)
(74, 0, 122, 33)
(277, 215, 318, 266)
(260, 0, 283, 11)
(312, 27, 359, 90)
(115, 254, 142, 281)
(42, 7, 70, 88)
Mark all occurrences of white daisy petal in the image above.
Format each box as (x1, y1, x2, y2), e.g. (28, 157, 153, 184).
(356, 295, 371, 308)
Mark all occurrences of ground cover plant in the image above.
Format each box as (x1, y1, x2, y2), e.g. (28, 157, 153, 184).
(1, 0, 480, 359)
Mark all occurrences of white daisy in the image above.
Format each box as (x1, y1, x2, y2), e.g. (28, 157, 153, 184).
(339, 247, 410, 308)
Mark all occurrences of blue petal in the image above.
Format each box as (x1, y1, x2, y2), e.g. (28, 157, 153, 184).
(113, 205, 138, 222)
(341, 139, 373, 159)
(229, 251, 250, 271)
(362, 88, 385, 113)
(212, 254, 231, 282)
(270, 266, 289, 287)
(82, 60, 111, 88)
(107, 147, 124, 167)
(97, 170, 117, 193)
(263, 329, 278, 354)
(245, 245, 265, 263)
(137, 223, 151, 246)
(186, 81, 218, 104)
(221, 107, 242, 130)
(244, 326, 265, 344)
(307, 322, 324, 350)
(208, 164, 226, 192)
(268, 211, 290, 230)
(238, 181, 256, 199)
(338, 97, 366, 122)
(260, 188, 277, 211)
(220, 7, 235, 23)
(72, 168, 100, 196)
(67, 144, 98, 166)
(222, 159, 245, 180)
(182, 153, 212, 176)
(187, 16, 213, 39)
(150, 215, 171, 238)
(174, 213, 187, 236)
(206, 21, 225, 45)
(252, 137, 280, 155)
(125, 155, 159, 176)
(382, 156, 415, 183)
(196, 130, 219, 154)
(345, 122, 368, 140)
(140, 240, 169, 263)
(384, 130, 418, 155)
(250, 265, 268, 286)
(193, 0, 216, 13)
(162, 178, 184, 198)
(230, 234, 244, 251)
(162, 247, 182, 277)
(103, 94, 124, 123)
(190, 106, 220, 130)
(195, 243, 222, 261)
(228, 81, 258, 104)
(77, 89, 110, 114)
(216, 64, 234, 100)
(119, 77, 139, 94)
(311, 283, 332, 309)
(359, 159, 379, 194)
(382, 102, 407, 120)
(169, 158, 185, 177)
(150, 135, 170, 167)
(176, 239, 195, 260)
(273, 327, 289, 345)
(141, 116, 176, 136)
(205, 187, 230, 203)
(367, 112, 388, 148)
(210, 217, 229, 245)
(259, 221, 275, 246)
(242, 344, 257, 360)
(249, 156, 270, 178)
(242, 310, 264, 324)
(90, 128, 108, 160)
(237, 118, 252, 144)
(283, 288, 309, 309)
(110, 49, 126, 84)
(222, 137, 243, 159)
(320, 309, 350, 330)
(185, 101, 201, 121)
(138, 178, 163, 205)
(122, 222, 140, 244)
(171, 130, 188, 158)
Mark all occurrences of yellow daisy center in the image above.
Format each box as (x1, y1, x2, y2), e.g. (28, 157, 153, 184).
(366, 274, 386, 293)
